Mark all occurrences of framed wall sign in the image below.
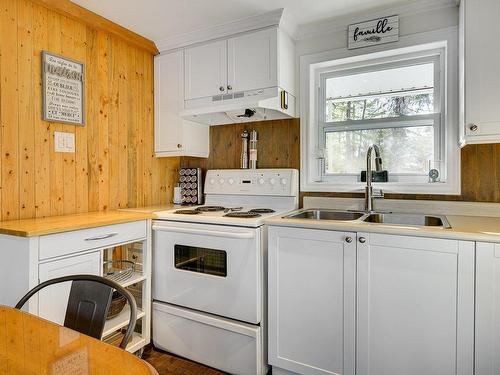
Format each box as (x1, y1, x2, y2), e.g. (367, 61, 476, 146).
(348, 15, 399, 50)
(42, 51, 85, 125)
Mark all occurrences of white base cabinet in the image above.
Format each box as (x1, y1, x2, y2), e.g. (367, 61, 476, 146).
(0, 219, 152, 354)
(268, 227, 356, 375)
(475, 242, 500, 375)
(38, 251, 101, 325)
(357, 233, 474, 375)
(268, 227, 475, 375)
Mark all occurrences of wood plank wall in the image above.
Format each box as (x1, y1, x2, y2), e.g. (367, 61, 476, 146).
(180, 119, 500, 204)
(0, 0, 179, 221)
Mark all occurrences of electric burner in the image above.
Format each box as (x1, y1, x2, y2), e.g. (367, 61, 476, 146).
(224, 212, 262, 218)
(248, 208, 276, 214)
(195, 206, 226, 212)
(174, 210, 201, 215)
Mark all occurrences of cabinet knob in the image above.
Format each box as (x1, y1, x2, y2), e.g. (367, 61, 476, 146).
(345, 237, 353, 243)
(177, 144, 182, 149)
(219, 86, 225, 92)
(469, 124, 478, 132)
(359, 237, 366, 243)
(227, 85, 232, 91)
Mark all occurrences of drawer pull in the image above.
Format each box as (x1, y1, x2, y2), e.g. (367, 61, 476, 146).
(84, 233, 118, 241)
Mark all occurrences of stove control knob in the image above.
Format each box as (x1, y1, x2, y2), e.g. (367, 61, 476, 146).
(258, 178, 265, 185)
(280, 178, 288, 186)
(228, 178, 235, 185)
(269, 178, 276, 185)
(209, 178, 215, 185)
(219, 178, 225, 184)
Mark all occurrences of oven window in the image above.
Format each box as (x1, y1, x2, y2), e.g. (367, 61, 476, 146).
(174, 245, 227, 277)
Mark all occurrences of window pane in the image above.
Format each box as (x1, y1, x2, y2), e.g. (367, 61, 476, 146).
(325, 126, 434, 174)
(326, 92, 434, 122)
(325, 62, 435, 122)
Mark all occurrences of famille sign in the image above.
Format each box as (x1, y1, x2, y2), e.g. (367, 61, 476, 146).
(348, 15, 399, 50)
(42, 51, 85, 125)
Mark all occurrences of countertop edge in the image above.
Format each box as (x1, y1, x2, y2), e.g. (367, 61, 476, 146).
(0, 211, 155, 237)
(264, 215, 500, 243)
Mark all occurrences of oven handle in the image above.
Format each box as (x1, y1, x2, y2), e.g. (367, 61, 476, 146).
(152, 225, 256, 239)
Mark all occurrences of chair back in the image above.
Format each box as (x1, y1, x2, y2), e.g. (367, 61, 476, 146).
(64, 280, 114, 339)
(15, 275, 137, 349)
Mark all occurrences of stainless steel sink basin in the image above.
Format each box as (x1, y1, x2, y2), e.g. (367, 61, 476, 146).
(363, 213, 451, 228)
(284, 209, 451, 229)
(284, 209, 365, 221)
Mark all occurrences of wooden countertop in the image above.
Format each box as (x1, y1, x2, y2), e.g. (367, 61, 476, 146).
(0, 305, 155, 375)
(0, 211, 154, 237)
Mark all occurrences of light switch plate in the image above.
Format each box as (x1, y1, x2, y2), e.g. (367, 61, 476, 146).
(54, 131, 75, 153)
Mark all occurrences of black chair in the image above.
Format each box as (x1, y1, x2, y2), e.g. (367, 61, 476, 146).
(15, 274, 137, 350)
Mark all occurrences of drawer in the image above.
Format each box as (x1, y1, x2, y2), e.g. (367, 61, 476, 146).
(39, 220, 147, 260)
(152, 302, 266, 375)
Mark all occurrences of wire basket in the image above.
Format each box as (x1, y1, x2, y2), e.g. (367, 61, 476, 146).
(104, 260, 135, 284)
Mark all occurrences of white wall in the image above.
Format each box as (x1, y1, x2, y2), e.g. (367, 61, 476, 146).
(294, 5, 459, 107)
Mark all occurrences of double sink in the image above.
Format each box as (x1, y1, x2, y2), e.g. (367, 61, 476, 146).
(285, 209, 451, 229)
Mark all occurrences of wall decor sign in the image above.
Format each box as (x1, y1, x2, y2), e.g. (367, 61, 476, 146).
(348, 15, 399, 50)
(42, 51, 85, 125)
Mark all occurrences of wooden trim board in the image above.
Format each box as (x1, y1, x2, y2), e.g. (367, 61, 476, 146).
(30, 0, 159, 54)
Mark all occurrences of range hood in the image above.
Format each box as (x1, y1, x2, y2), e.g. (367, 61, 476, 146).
(180, 86, 295, 126)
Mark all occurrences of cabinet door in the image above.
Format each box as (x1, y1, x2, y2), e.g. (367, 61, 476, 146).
(268, 226, 356, 375)
(357, 233, 474, 375)
(154, 51, 184, 153)
(475, 242, 500, 375)
(227, 28, 278, 93)
(154, 51, 209, 157)
(464, 0, 500, 139)
(38, 251, 101, 325)
(184, 40, 227, 100)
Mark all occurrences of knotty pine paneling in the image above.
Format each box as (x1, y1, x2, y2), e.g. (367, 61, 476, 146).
(180, 118, 500, 204)
(0, 0, 178, 221)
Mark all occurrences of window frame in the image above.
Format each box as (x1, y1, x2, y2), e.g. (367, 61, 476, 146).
(300, 27, 460, 194)
(318, 53, 443, 180)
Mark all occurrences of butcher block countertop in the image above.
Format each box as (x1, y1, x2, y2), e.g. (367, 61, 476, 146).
(0, 210, 154, 237)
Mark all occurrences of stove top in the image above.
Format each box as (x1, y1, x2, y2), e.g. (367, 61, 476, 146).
(156, 204, 287, 227)
(195, 206, 225, 212)
(155, 169, 299, 227)
(224, 211, 262, 218)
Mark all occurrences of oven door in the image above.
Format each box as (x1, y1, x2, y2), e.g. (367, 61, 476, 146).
(153, 220, 262, 324)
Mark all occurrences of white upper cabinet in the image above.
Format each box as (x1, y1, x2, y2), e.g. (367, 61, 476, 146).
(356, 233, 474, 375)
(184, 40, 228, 100)
(461, 0, 500, 144)
(154, 50, 209, 158)
(227, 28, 278, 93)
(183, 27, 294, 103)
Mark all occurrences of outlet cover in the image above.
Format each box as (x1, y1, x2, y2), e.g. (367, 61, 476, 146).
(54, 131, 75, 153)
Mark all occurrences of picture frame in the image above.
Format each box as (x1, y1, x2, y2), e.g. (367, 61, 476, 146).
(42, 50, 85, 125)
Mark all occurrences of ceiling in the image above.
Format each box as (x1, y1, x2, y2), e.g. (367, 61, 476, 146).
(70, 0, 421, 43)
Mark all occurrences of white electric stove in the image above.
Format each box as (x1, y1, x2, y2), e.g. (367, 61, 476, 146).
(152, 169, 299, 375)
(155, 169, 299, 227)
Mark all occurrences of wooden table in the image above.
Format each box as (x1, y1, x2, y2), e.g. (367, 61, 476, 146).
(0, 306, 155, 375)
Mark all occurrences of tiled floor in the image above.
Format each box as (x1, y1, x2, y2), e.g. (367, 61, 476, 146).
(143, 346, 226, 375)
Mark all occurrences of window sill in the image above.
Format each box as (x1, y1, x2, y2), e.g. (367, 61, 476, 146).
(301, 180, 461, 195)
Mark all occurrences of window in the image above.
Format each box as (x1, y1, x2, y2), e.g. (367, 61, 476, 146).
(320, 57, 441, 177)
(301, 29, 460, 194)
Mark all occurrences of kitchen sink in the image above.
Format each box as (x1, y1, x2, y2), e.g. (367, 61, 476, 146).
(363, 213, 451, 228)
(283, 209, 451, 229)
(284, 209, 365, 221)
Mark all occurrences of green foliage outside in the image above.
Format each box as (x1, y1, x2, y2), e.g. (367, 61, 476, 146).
(324, 93, 435, 175)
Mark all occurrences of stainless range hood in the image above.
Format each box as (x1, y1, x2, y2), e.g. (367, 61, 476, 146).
(180, 86, 296, 126)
